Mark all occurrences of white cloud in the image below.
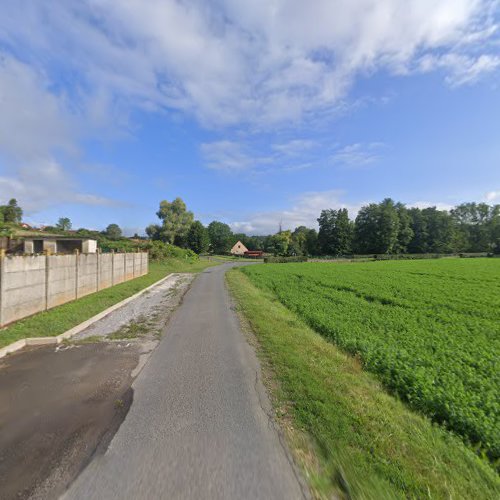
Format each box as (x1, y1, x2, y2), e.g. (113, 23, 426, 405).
(0, 55, 121, 213)
(330, 143, 385, 167)
(418, 53, 500, 85)
(201, 138, 386, 173)
(0, 1, 497, 128)
(200, 141, 256, 172)
(229, 190, 363, 234)
(485, 190, 500, 201)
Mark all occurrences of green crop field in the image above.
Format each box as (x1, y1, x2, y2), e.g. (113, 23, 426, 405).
(242, 258, 500, 466)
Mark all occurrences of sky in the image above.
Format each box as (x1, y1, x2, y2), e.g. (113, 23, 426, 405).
(0, 1, 499, 235)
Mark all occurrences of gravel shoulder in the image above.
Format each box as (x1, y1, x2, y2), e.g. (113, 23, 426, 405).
(0, 273, 194, 500)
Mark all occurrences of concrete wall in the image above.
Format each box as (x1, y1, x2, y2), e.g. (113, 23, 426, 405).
(0, 252, 149, 326)
(1, 255, 46, 325)
(99, 253, 113, 289)
(77, 254, 98, 298)
(47, 255, 77, 308)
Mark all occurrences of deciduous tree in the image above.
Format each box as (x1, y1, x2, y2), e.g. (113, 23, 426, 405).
(105, 223, 122, 240)
(155, 198, 194, 245)
(56, 217, 72, 231)
(208, 221, 233, 253)
(187, 221, 209, 254)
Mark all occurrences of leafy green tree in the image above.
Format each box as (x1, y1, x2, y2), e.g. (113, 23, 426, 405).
(270, 230, 292, 256)
(421, 207, 456, 253)
(187, 221, 209, 254)
(451, 202, 493, 252)
(318, 208, 354, 255)
(490, 205, 500, 253)
(305, 228, 319, 255)
(156, 198, 194, 245)
(291, 226, 309, 255)
(2, 198, 23, 223)
(56, 217, 72, 231)
(355, 199, 409, 254)
(394, 203, 414, 253)
(145, 224, 162, 240)
(207, 221, 233, 253)
(407, 208, 429, 253)
(105, 223, 122, 240)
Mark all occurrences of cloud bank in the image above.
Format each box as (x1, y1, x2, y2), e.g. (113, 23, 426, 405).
(0, 1, 498, 215)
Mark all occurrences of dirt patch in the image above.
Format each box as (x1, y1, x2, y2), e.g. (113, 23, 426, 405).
(0, 343, 138, 500)
(73, 273, 194, 342)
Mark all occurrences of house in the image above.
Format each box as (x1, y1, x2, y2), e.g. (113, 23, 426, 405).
(22, 236, 98, 254)
(230, 240, 248, 256)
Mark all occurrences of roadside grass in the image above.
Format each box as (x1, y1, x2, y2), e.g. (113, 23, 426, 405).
(226, 269, 500, 500)
(0, 258, 217, 349)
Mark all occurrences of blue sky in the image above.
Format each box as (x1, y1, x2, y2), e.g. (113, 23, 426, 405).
(0, 1, 499, 235)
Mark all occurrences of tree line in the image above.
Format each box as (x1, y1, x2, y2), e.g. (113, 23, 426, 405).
(316, 199, 500, 256)
(146, 197, 500, 256)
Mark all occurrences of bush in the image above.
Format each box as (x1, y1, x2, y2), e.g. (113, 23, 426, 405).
(264, 256, 308, 263)
(146, 240, 197, 262)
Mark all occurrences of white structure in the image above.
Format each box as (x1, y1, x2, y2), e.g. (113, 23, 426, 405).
(230, 241, 248, 255)
(22, 237, 97, 254)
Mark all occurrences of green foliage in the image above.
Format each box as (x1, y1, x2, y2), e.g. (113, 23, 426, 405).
(154, 198, 194, 245)
(207, 220, 233, 253)
(355, 198, 402, 254)
(104, 223, 122, 240)
(146, 240, 197, 262)
(56, 217, 72, 231)
(269, 230, 292, 256)
(318, 208, 354, 255)
(186, 220, 209, 254)
(0, 199, 23, 223)
(243, 259, 500, 466)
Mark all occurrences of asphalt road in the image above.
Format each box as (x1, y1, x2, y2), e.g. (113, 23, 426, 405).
(64, 263, 307, 500)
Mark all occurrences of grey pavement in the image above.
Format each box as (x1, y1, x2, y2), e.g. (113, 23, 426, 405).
(64, 263, 307, 500)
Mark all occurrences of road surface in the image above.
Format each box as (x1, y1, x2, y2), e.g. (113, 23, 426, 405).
(64, 263, 307, 500)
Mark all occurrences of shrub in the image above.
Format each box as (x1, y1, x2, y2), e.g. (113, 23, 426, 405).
(146, 240, 197, 262)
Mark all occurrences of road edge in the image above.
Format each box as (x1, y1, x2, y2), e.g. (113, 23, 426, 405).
(0, 273, 174, 359)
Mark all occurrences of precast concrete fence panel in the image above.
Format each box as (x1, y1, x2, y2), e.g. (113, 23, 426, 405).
(0, 252, 148, 327)
(0, 255, 46, 325)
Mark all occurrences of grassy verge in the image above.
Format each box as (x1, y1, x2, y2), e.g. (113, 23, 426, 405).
(0, 258, 217, 349)
(226, 269, 500, 500)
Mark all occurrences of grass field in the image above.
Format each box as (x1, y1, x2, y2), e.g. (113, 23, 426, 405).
(240, 259, 500, 465)
(228, 265, 500, 498)
(0, 258, 216, 349)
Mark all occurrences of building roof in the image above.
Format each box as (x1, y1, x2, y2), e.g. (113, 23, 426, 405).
(230, 240, 249, 253)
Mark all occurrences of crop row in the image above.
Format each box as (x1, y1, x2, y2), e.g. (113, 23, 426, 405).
(242, 258, 500, 464)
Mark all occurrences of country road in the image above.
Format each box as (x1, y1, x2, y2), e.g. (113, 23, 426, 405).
(64, 263, 307, 500)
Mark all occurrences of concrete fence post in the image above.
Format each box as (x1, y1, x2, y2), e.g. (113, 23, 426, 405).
(0, 249, 5, 326)
(44, 251, 50, 311)
(75, 249, 80, 299)
(96, 249, 100, 291)
(133, 251, 136, 278)
(111, 250, 115, 286)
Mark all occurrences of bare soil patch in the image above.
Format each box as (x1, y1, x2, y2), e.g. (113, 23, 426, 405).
(0, 342, 137, 500)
